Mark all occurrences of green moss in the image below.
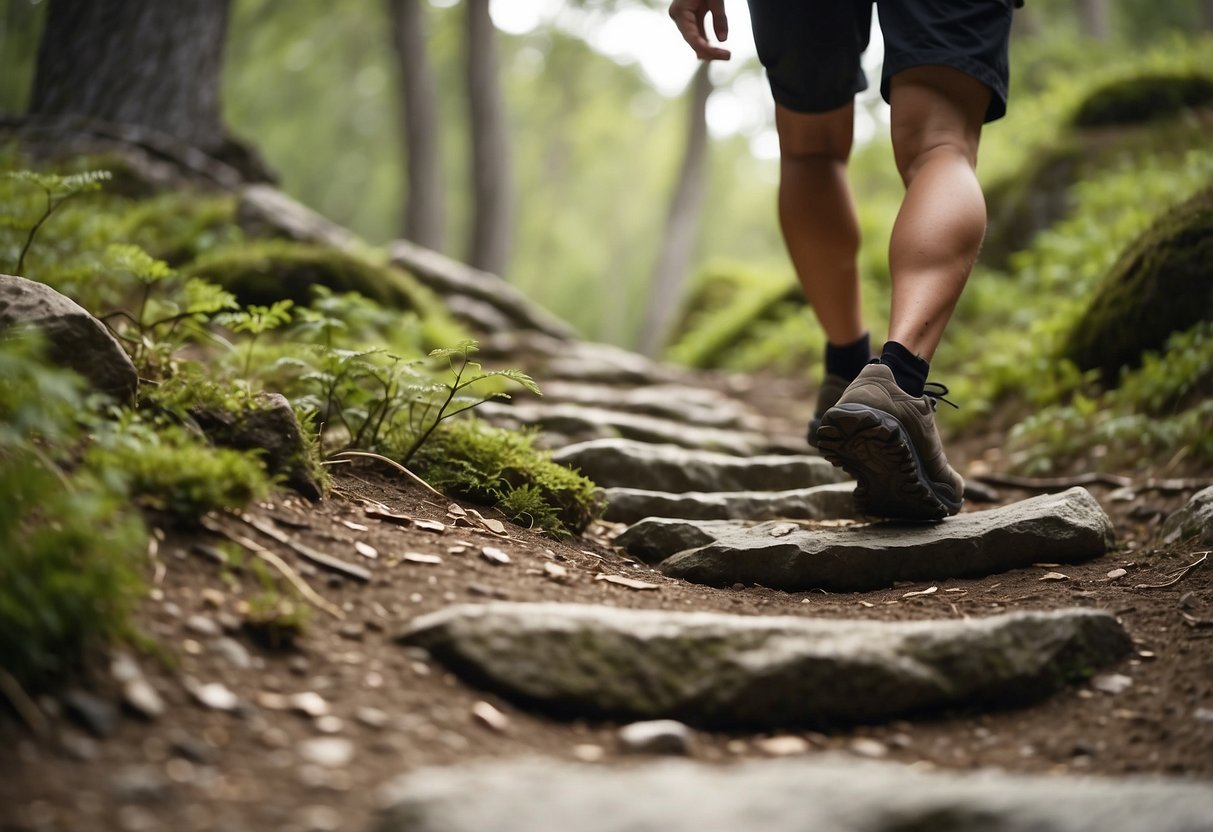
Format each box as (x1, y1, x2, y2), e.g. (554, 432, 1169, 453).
(1060, 185, 1213, 384)
(117, 192, 242, 266)
(1072, 73, 1213, 128)
(409, 419, 602, 538)
(181, 240, 465, 348)
(665, 265, 801, 369)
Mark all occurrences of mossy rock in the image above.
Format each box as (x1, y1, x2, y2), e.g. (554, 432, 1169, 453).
(1060, 185, 1213, 385)
(182, 240, 464, 346)
(983, 117, 1212, 269)
(1072, 73, 1213, 129)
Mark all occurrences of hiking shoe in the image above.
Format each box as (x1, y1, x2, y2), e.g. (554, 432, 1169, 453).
(806, 373, 849, 449)
(815, 363, 964, 521)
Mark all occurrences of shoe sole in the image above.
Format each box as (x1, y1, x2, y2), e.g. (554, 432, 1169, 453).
(816, 404, 962, 521)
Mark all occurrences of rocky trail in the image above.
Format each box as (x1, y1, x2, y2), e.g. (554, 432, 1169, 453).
(4, 195, 1213, 832)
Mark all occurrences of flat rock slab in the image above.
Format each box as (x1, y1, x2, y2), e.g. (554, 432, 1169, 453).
(400, 602, 1130, 728)
(616, 518, 806, 565)
(372, 755, 1213, 832)
(528, 382, 761, 430)
(477, 401, 768, 456)
(603, 482, 858, 525)
(553, 438, 843, 493)
(662, 487, 1115, 592)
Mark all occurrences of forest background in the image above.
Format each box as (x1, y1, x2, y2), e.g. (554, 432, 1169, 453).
(2, 0, 1211, 475)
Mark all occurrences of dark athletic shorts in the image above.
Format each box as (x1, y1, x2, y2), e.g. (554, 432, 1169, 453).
(747, 0, 1016, 123)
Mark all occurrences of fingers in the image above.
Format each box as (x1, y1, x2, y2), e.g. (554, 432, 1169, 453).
(708, 0, 728, 43)
(669, 0, 731, 60)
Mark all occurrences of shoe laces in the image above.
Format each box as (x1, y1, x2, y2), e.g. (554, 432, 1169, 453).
(924, 381, 959, 410)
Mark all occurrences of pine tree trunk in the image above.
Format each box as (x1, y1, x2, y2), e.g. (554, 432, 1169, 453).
(1077, 0, 1110, 40)
(465, 0, 514, 278)
(638, 62, 713, 358)
(29, 0, 231, 152)
(388, 0, 446, 252)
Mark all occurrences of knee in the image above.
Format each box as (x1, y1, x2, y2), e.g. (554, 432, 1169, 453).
(891, 127, 980, 187)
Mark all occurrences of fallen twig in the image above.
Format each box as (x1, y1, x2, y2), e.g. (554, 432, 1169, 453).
(0, 667, 48, 738)
(236, 513, 372, 583)
(1133, 552, 1208, 590)
(201, 517, 345, 619)
(329, 450, 444, 497)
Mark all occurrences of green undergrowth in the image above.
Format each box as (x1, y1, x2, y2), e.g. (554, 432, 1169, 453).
(1005, 322, 1213, 474)
(409, 418, 601, 538)
(0, 150, 605, 691)
(0, 337, 147, 691)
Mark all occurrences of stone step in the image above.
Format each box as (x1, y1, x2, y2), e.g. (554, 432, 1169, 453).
(602, 482, 858, 525)
(650, 487, 1114, 592)
(527, 382, 763, 431)
(553, 438, 844, 492)
(400, 602, 1129, 729)
(477, 400, 774, 455)
(372, 755, 1213, 832)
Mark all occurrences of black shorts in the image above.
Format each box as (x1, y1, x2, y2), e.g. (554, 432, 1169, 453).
(747, 0, 1015, 123)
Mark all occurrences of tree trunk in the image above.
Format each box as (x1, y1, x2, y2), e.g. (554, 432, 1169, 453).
(464, 0, 514, 278)
(638, 62, 713, 358)
(388, 0, 446, 252)
(1076, 0, 1110, 40)
(29, 0, 231, 152)
(1202, 0, 1213, 32)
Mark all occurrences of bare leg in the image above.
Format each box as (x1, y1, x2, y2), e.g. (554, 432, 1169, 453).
(886, 66, 991, 360)
(775, 102, 864, 345)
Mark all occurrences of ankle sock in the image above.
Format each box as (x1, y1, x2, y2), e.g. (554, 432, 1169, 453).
(824, 332, 870, 382)
(879, 340, 929, 397)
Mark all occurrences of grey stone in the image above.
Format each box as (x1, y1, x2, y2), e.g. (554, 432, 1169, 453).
(299, 737, 355, 768)
(603, 482, 858, 525)
(110, 765, 172, 805)
(191, 391, 323, 499)
(0, 274, 138, 401)
(477, 401, 767, 456)
(399, 602, 1130, 728)
(533, 383, 761, 431)
(388, 239, 575, 340)
(618, 720, 694, 756)
(237, 184, 358, 251)
(1161, 486, 1213, 546)
(121, 678, 165, 720)
(553, 439, 843, 493)
(372, 755, 1213, 832)
(63, 689, 120, 738)
(614, 518, 753, 565)
(662, 487, 1115, 592)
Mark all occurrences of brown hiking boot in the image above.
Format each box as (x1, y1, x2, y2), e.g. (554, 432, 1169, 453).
(815, 363, 964, 521)
(806, 374, 849, 449)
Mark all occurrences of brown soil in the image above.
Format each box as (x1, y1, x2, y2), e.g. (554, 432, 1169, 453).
(2, 452, 1211, 832)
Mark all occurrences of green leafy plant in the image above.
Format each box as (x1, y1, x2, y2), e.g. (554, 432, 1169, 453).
(218, 298, 294, 390)
(4, 169, 111, 273)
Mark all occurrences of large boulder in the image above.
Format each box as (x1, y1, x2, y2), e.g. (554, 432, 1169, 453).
(1060, 185, 1213, 384)
(1071, 73, 1213, 129)
(0, 274, 138, 401)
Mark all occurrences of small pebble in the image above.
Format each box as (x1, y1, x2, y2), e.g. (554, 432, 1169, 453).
(755, 735, 809, 757)
(191, 682, 239, 712)
(298, 737, 354, 768)
(63, 689, 120, 738)
(572, 743, 605, 763)
(291, 691, 330, 718)
(186, 615, 220, 637)
(1107, 568, 1127, 579)
(618, 720, 693, 756)
(1091, 673, 1133, 695)
(471, 701, 510, 733)
(122, 678, 165, 720)
(213, 637, 252, 669)
(850, 738, 889, 759)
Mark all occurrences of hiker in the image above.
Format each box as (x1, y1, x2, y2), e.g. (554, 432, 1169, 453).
(669, 0, 1016, 521)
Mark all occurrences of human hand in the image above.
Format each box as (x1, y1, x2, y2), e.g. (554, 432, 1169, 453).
(668, 0, 730, 61)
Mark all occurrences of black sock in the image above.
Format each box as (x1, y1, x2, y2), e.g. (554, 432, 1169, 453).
(879, 340, 929, 397)
(824, 332, 870, 382)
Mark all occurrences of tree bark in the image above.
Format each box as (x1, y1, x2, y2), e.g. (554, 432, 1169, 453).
(29, 0, 231, 152)
(464, 0, 514, 278)
(1076, 0, 1110, 40)
(638, 62, 713, 358)
(388, 0, 446, 252)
